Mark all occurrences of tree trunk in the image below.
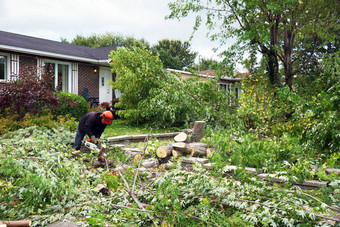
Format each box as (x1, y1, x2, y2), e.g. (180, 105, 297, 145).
(261, 14, 282, 88)
(283, 21, 295, 90)
(191, 121, 206, 142)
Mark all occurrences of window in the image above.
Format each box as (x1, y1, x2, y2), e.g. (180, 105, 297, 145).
(0, 54, 9, 80)
(43, 60, 71, 92)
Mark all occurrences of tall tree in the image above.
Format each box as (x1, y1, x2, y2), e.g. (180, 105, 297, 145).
(151, 39, 197, 70)
(167, 0, 339, 89)
(63, 32, 150, 49)
(194, 57, 220, 71)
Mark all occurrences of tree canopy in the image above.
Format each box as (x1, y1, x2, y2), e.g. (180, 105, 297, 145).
(151, 39, 197, 70)
(63, 32, 150, 49)
(167, 0, 339, 89)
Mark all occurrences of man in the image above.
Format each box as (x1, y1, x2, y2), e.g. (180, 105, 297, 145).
(72, 111, 113, 155)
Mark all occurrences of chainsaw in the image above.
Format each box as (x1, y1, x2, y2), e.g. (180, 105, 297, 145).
(84, 139, 107, 157)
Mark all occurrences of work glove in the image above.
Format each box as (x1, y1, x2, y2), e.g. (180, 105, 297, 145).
(90, 136, 99, 145)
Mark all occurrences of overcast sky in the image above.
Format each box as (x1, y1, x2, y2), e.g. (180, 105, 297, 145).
(0, 0, 240, 69)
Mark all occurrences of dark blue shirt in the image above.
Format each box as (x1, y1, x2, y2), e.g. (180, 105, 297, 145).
(78, 111, 107, 138)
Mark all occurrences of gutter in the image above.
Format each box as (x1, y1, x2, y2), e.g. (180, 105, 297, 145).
(0, 44, 110, 65)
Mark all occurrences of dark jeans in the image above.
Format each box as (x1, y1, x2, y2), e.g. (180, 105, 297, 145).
(73, 127, 86, 150)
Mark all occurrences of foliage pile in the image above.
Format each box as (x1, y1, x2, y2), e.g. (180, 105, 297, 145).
(0, 126, 339, 226)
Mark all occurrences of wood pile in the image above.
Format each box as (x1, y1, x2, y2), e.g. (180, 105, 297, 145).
(156, 121, 214, 160)
(93, 120, 336, 190)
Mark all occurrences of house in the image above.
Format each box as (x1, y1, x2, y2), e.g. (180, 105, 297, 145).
(0, 30, 119, 104)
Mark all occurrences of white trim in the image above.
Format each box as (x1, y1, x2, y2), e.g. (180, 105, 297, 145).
(0, 44, 110, 65)
(10, 54, 19, 79)
(71, 63, 78, 94)
(37, 58, 43, 78)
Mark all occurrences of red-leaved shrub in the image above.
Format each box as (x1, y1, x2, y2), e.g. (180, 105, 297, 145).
(0, 64, 60, 119)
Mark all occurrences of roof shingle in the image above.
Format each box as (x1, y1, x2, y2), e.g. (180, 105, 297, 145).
(0, 30, 116, 61)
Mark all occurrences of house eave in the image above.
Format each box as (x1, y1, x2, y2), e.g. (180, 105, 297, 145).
(0, 44, 109, 65)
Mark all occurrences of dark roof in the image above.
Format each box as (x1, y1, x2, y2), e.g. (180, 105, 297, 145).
(0, 30, 116, 61)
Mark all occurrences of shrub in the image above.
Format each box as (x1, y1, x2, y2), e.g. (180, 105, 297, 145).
(0, 110, 58, 135)
(53, 92, 89, 120)
(0, 65, 59, 120)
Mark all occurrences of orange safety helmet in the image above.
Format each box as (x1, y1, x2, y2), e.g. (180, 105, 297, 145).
(102, 111, 113, 125)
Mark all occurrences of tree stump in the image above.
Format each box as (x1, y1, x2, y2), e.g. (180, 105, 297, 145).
(191, 121, 206, 142)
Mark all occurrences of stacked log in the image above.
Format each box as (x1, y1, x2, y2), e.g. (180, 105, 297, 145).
(156, 144, 173, 158)
(156, 121, 213, 160)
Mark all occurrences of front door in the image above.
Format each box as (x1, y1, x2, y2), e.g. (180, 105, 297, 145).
(99, 67, 112, 103)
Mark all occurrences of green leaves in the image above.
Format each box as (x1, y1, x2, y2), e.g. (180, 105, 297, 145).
(109, 45, 233, 127)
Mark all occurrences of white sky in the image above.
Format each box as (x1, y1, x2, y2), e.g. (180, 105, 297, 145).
(0, 0, 241, 69)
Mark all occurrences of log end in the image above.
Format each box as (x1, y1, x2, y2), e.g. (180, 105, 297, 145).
(156, 147, 168, 158)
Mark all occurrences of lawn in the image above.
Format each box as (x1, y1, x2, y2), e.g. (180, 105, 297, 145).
(104, 119, 182, 137)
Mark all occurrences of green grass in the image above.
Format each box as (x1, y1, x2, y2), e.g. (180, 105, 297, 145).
(104, 119, 182, 137)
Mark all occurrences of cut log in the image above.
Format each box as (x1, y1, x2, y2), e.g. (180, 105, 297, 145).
(142, 159, 159, 169)
(156, 144, 173, 158)
(108, 132, 180, 144)
(172, 142, 192, 155)
(181, 129, 193, 135)
(172, 142, 187, 150)
(174, 132, 188, 143)
(191, 121, 206, 142)
(0, 220, 32, 226)
(190, 147, 207, 157)
(181, 157, 209, 164)
(159, 162, 174, 170)
(113, 164, 131, 172)
(172, 150, 183, 158)
(121, 148, 142, 161)
(173, 142, 209, 157)
(93, 160, 114, 168)
(97, 144, 107, 157)
(324, 168, 340, 175)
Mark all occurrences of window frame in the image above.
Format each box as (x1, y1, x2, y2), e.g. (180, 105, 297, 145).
(42, 59, 72, 92)
(0, 52, 10, 81)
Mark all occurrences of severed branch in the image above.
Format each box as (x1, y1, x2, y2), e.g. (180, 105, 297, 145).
(132, 129, 152, 193)
(117, 170, 155, 223)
